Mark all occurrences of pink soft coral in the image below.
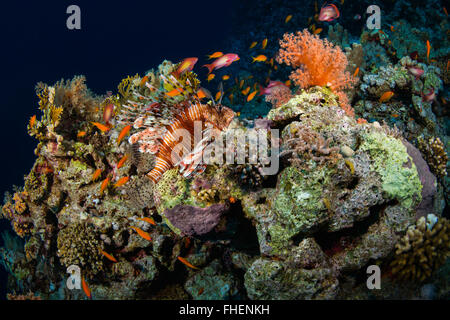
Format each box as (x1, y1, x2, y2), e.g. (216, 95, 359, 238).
(276, 29, 357, 116)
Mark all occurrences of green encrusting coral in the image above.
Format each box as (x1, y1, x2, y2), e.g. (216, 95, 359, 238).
(359, 131, 422, 209)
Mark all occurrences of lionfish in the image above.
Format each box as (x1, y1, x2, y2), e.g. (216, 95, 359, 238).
(119, 66, 235, 183)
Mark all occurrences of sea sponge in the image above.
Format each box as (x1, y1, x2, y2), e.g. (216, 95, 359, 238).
(57, 222, 104, 278)
(390, 215, 450, 282)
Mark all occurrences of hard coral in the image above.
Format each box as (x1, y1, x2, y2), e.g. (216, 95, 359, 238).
(57, 222, 104, 278)
(390, 215, 450, 282)
(276, 29, 357, 116)
(418, 136, 448, 178)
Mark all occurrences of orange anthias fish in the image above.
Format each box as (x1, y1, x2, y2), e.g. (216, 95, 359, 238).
(207, 52, 223, 59)
(77, 131, 87, 138)
(202, 53, 240, 74)
(113, 176, 129, 188)
(140, 75, 149, 87)
(29, 115, 36, 128)
(100, 250, 117, 263)
(215, 91, 222, 102)
(252, 55, 267, 63)
(285, 14, 292, 23)
(137, 217, 156, 226)
(91, 122, 110, 132)
(166, 88, 184, 97)
(81, 277, 92, 299)
(100, 177, 109, 194)
(249, 41, 257, 49)
(353, 67, 360, 77)
(117, 125, 131, 145)
(196, 88, 208, 99)
(318, 3, 340, 22)
(130, 226, 152, 241)
(426, 40, 431, 62)
(222, 75, 230, 81)
(390, 25, 395, 32)
(117, 154, 128, 169)
(173, 57, 198, 78)
(207, 74, 215, 82)
(261, 38, 268, 50)
(247, 90, 258, 102)
(313, 28, 323, 34)
(177, 256, 200, 270)
(379, 91, 394, 103)
(92, 168, 102, 182)
(444, 7, 448, 16)
(239, 79, 244, 88)
(103, 103, 114, 124)
(242, 86, 251, 96)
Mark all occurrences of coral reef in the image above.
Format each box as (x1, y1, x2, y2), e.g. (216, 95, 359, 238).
(390, 215, 450, 282)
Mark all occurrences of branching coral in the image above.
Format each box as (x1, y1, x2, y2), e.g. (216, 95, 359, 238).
(417, 136, 448, 178)
(390, 215, 450, 282)
(276, 29, 357, 116)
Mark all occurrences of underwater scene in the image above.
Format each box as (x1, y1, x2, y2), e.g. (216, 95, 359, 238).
(0, 0, 449, 301)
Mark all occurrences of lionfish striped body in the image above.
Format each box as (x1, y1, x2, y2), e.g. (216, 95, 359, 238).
(120, 70, 234, 184)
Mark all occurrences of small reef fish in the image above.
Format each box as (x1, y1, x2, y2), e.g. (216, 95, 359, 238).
(228, 93, 234, 104)
(77, 131, 87, 138)
(166, 88, 184, 97)
(130, 226, 152, 241)
(91, 122, 110, 132)
(92, 168, 102, 182)
(117, 154, 128, 169)
(444, 7, 448, 16)
(242, 86, 251, 96)
(285, 14, 292, 23)
(207, 52, 223, 59)
(447, 60, 450, 72)
(100, 177, 109, 194)
(198, 288, 204, 295)
(426, 40, 431, 62)
(173, 57, 198, 78)
(117, 125, 131, 145)
(249, 41, 257, 49)
(259, 81, 289, 95)
(222, 75, 230, 81)
(29, 115, 36, 128)
(196, 88, 207, 99)
(202, 53, 240, 74)
(82, 277, 92, 299)
(252, 55, 267, 63)
(318, 3, 340, 22)
(285, 80, 291, 87)
(353, 67, 360, 77)
(103, 103, 114, 124)
(262, 38, 268, 50)
(207, 74, 215, 82)
(390, 25, 395, 32)
(408, 66, 424, 79)
(229, 197, 236, 203)
(140, 75, 149, 87)
(247, 90, 258, 102)
(379, 91, 394, 103)
(113, 176, 129, 188)
(100, 250, 117, 263)
(239, 79, 244, 88)
(215, 91, 222, 102)
(313, 28, 323, 34)
(137, 217, 156, 226)
(177, 256, 200, 270)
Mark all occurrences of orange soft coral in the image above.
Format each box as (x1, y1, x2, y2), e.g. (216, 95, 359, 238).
(276, 29, 357, 116)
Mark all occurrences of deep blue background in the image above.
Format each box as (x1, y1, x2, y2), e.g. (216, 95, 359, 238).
(0, 0, 237, 300)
